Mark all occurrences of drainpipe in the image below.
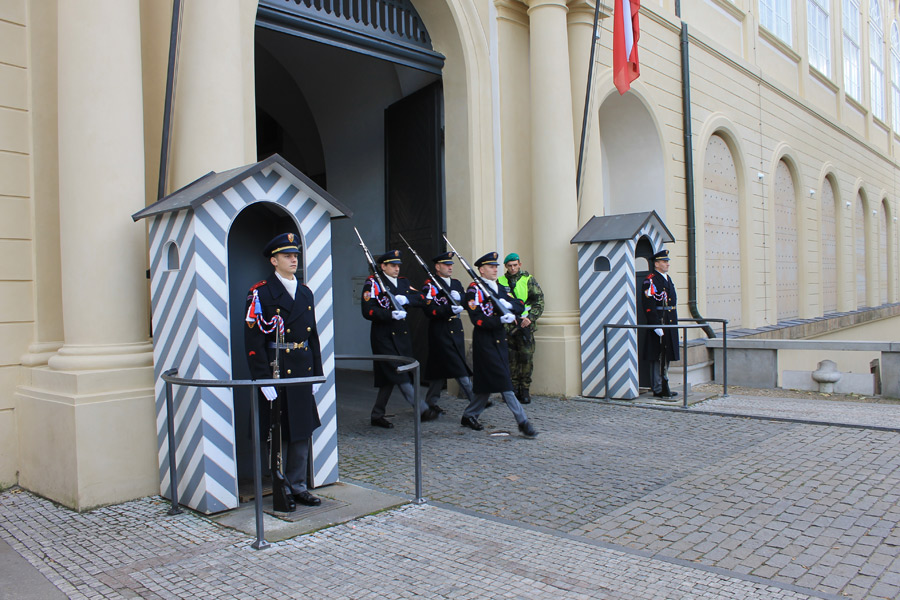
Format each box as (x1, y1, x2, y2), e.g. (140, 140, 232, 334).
(157, 0, 184, 201)
(679, 20, 716, 337)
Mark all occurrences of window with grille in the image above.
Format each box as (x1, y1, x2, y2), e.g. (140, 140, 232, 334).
(870, 0, 885, 120)
(891, 23, 900, 133)
(844, 0, 862, 100)
(808, 0, 831, 75)
(760, 0, 792, 44)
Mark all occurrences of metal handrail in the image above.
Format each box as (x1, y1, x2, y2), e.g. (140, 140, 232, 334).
(159, 353, 421, 550)
(603, 318, 728, 407)
(161, 369, 326, 549)
(334, 353, 424, 505)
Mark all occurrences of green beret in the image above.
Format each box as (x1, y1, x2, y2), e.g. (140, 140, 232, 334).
(503, 253, 520, 264)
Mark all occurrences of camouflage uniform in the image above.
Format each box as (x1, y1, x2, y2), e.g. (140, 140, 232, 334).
(499, 269, 544, 400)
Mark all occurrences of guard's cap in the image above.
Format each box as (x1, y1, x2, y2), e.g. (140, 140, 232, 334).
(652, 249, 670, 262)
(503, 252, 520, 264)
(377, 250, 402, 264)
(432, 251, 455, 265)
(264, 233, 300, 256)
(474, 252, 500, 267)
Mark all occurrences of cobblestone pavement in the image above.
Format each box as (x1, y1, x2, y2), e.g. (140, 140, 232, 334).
(0, 487, 818, 600)
(338, 382, 900, 600)
(692, 393, 900, 428)
(2, 375, 900, 599)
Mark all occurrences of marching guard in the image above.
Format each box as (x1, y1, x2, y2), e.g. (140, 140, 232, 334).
(420, 251, 477, 411)
(460, 252, 537, 437)
(360, 249, 440, 428)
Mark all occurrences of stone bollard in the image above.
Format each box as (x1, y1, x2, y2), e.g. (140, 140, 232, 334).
(811, 360, 842, 393)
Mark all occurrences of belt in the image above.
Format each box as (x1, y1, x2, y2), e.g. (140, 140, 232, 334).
(268, 341, 307, 350)
(655, 307, 675, 311)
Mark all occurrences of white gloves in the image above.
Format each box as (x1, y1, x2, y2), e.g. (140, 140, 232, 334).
(392, 310, 407, 320)
(312, 383, 321, 395)
(451, 305, 464, 314)
(500, 314, 516, 324)
(498, 298, 513, 311)
(654, 328, 664, 337)
(394, 295, 409, 306)
(450, 290, 461, 301)
(261, 386, 277, 401)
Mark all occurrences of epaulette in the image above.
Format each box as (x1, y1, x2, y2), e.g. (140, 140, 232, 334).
(250, 280, 266, 291)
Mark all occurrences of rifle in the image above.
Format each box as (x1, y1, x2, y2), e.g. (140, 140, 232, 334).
(442, 235, 513, 317)
(353, 227, 403, 312)
(398, 234, 460, 307)
(267, 325, 292, 513)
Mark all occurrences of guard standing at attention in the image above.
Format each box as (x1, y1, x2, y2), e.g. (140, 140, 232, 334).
(498, 252, 544, 404)
(461, 252, 537, 437)
(641, 249, 680, 399)
(361, 250, 441, 428)
(420, 252, 477, 411)
(244, 233, 323, 512)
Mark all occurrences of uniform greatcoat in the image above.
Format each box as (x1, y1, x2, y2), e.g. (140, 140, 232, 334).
(421, 277, 471, 381)
(465, 281, 525, 393)
(641, 270, 680, 362)
(244, 276, 323, 441)
(360, 274, 424, 387)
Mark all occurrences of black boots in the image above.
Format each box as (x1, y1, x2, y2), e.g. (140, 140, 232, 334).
(517, 387, 531, 404)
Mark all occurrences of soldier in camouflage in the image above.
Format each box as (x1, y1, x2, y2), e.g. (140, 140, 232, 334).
(498, 253, 544, 404)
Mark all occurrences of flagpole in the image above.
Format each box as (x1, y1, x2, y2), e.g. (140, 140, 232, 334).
(575, 0, 603, 199)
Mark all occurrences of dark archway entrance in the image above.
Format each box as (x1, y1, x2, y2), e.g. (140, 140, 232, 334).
(634, 236, 655, 390)
(254, 0, 444, 368)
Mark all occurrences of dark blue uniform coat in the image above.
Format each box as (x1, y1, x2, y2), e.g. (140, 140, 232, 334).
(244, 276, 323, 441)
(421, 277, 471, 381)
(465, 281, 525, 393)
(641, 270, 680, 362)
(361, 275, 424, 387)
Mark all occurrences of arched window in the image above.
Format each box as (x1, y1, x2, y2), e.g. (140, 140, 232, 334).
(890, 22, 900, 133)
(844, 0, 862, 100)
(808, 0, 832, 75)
(165, 241, 179, 271)
(870, 0, 885, 120)
(760, 0, 793, 44)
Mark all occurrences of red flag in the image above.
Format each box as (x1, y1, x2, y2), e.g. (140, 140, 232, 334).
(613, 0, 640, 95)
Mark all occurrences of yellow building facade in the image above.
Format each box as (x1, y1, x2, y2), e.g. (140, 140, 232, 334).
(2, 0, 899, 509)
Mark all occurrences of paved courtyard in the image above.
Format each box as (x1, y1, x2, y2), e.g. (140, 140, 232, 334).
(2, 372, 900, 599)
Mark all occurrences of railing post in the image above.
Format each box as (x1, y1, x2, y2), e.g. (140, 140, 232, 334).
(721, 321, 728, 397)
(249, 383, 270, 550)
(412, 363, 424, 503)
(603, 325, 609, 398)
(682, 326, 688, 408)
(164, 371, 182, 516)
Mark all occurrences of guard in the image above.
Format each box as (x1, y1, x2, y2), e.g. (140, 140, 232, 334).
(461, 252, 537, 437)
(421, 252, 477, 411)
(641, 249, 680, 399)
(361, 250, 440, 428)
(244, 233, 323, 511)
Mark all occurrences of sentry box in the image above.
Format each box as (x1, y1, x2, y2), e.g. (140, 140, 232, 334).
(133, 154, 351, 513)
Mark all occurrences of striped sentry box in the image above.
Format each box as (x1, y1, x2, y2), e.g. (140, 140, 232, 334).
(137, 155, 350, 514)
(571, 212, 672, 400)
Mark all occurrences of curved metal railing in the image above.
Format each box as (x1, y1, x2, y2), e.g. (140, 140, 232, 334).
(159, 353, 421, 550)
(603, 318, 728, 407)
